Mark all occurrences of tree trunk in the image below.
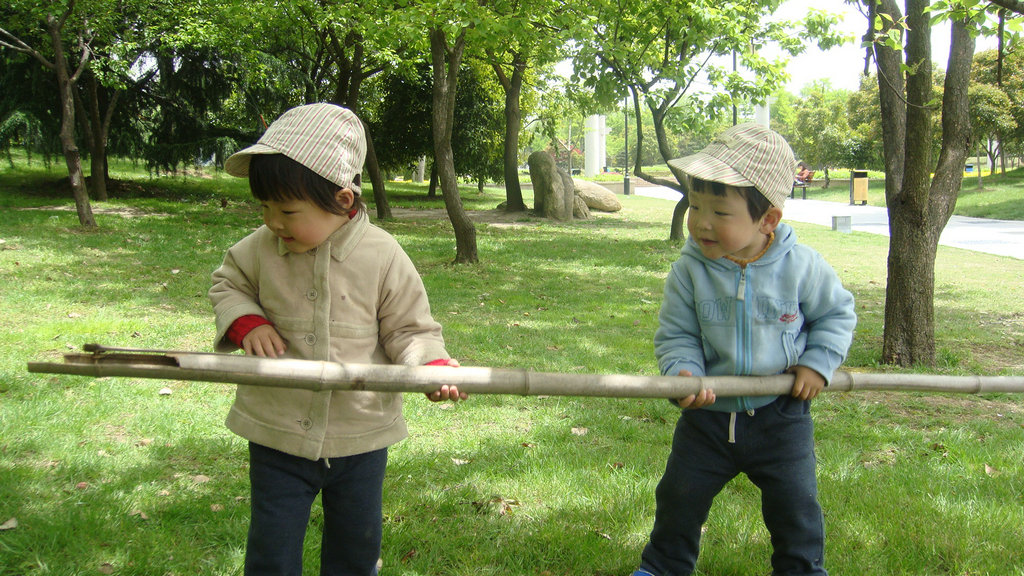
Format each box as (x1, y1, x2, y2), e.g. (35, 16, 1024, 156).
(80, 73, 110, 201)
(878, 0, 975, 367)
(428, 162, 439, 198)
(492, 52, 527, 212)
(429, 28, 478, 264)
(47, 14, 95, 228)
(670, 197, 688, 240)
(632, 90, 689, 241)
(361, 120, 392, 220)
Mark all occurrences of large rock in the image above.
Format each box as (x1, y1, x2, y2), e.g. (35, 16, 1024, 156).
(528, 151, 574, 221)
(573, 194, 591, 220)
(574, 179, 622, 212)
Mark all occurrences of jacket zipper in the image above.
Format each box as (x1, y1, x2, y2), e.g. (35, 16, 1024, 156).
(736, 267, 752, 412)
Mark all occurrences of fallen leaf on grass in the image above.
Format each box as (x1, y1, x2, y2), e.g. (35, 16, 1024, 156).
(210, 504, 224, 512)
(472, 495, 520, 515)
(0, 518, 17, 531)
(985, 464, 1001, 477)
(451, 458, 470, 466)
(571, 427, 588, 436)
(400, 548, 417, 563)
(99, 563, 115, 574)
(129, 509, 149, 521)
(192, 474, 211, 484)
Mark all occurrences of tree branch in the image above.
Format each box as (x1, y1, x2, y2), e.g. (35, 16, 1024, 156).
(0, 26, 55, 70)
(985, 0, 1024, 15)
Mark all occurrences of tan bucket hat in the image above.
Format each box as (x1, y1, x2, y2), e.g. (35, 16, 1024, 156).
(668, 123, 796, 209)
(225, 103, 367, 195)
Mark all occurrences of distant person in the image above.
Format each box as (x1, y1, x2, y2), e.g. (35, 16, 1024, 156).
(632, 123, 856, 576)
(209, 103, 465, 575)
(796, 162, 813, 184)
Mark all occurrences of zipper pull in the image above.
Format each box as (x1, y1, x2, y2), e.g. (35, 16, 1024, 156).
(736, 268, 746, 301)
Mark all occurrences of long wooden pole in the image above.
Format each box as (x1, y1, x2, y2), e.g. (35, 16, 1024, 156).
(25, 345, 1024, 398)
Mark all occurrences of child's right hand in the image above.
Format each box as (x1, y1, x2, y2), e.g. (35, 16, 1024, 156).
(674, 369, 716, 409)
(241, 324, 287, 358)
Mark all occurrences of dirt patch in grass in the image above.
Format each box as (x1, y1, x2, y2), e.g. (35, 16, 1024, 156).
(854, 390, 1024, 423)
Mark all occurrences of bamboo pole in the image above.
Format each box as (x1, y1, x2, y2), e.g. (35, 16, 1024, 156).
(25, 345, 1024, 398)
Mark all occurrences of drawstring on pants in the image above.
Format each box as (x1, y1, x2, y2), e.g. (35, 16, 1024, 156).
(727, 410, 756, 444)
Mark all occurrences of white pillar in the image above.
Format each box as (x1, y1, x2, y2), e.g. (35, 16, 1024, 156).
(754, 102, 770, 127)
(584, 115, 607, 178)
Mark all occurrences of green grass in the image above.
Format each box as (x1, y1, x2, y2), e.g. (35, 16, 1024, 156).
(1, 156, 1023, 575)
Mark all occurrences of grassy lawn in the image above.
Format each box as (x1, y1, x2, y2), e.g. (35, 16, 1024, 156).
(1, 157, 1022, 575)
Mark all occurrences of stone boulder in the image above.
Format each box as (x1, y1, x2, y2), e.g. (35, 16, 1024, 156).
(574, 179, 622, 212)
(528, 150, 574, 221)
(573, 194, 591, 220)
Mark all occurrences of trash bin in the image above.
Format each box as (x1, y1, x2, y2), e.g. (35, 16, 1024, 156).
(850, 170, 868, 205)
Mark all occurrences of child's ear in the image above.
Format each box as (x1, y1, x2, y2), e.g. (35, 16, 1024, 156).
(335, 188, 355, 210)
(759, 206, 783, 235)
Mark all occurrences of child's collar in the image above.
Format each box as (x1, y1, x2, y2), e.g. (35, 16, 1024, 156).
(724, 231, 774, 267)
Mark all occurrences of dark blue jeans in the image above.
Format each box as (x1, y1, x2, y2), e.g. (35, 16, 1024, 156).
(245, 442, 388, 576)
(640, 395, 827, 576)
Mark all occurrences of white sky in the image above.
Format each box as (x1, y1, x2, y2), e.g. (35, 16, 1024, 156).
(776, 0, 1000, 94)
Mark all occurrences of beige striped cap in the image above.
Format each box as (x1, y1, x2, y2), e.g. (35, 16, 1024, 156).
(668, 123, 795, 209)
(225, 103, 366, 195)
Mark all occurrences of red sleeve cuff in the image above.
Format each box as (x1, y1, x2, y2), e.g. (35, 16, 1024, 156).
(424, 358, 451, 366)
(226, 315, 272, 347)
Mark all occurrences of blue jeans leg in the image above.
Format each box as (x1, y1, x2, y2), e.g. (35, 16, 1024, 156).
(640, 396, 827, 576)
(640, 408, 738, 576)
(320, 449, 387, 576)
(744, 397, 826, 576)
(245, 443, 388, 576)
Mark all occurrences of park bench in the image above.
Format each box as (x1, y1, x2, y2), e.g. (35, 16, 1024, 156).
(791, 170, 815, 199)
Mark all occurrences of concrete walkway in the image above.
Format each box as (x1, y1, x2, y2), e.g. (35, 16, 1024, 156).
(632, 185, 1023, 260)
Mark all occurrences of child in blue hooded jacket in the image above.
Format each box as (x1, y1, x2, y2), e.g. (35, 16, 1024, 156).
(633, 123, 857, 576)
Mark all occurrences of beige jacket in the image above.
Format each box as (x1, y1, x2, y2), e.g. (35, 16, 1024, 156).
(209, 211, 449, 460)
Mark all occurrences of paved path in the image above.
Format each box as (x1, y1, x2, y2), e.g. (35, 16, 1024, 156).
(632, 185, 1023, 260)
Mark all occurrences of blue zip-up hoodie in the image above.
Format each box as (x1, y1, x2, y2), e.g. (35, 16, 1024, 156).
(654, 222, 856, 413)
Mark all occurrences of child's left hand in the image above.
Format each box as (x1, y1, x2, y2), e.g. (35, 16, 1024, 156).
(787, 365, 825, 400)
(424, 359, 468, 402)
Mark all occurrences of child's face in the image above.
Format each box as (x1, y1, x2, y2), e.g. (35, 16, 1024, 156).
(260, 189, 353, 253)
(686, 184, 778, 261)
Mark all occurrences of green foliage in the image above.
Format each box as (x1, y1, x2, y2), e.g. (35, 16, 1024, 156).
(369, 63, 504, 185)
(0, 110, 45, 167)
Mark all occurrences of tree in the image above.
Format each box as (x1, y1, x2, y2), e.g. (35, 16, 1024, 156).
(215, 0, 399, 219)
(1, 0, 97, 226)
(972, 48, 1024, 173)
(428, 25, 478, 263)
(865, 0, 978, 367)
(369, 62, 504, 191)
(483, 0, 573, 212)
(967, 81, 1016, 177)
(790, 80, 853, 187)
(573, 0, 845, 240)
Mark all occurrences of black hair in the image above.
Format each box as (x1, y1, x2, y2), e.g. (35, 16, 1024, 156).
(248, 154, 363, 215)
(689, 177, 773, 221)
